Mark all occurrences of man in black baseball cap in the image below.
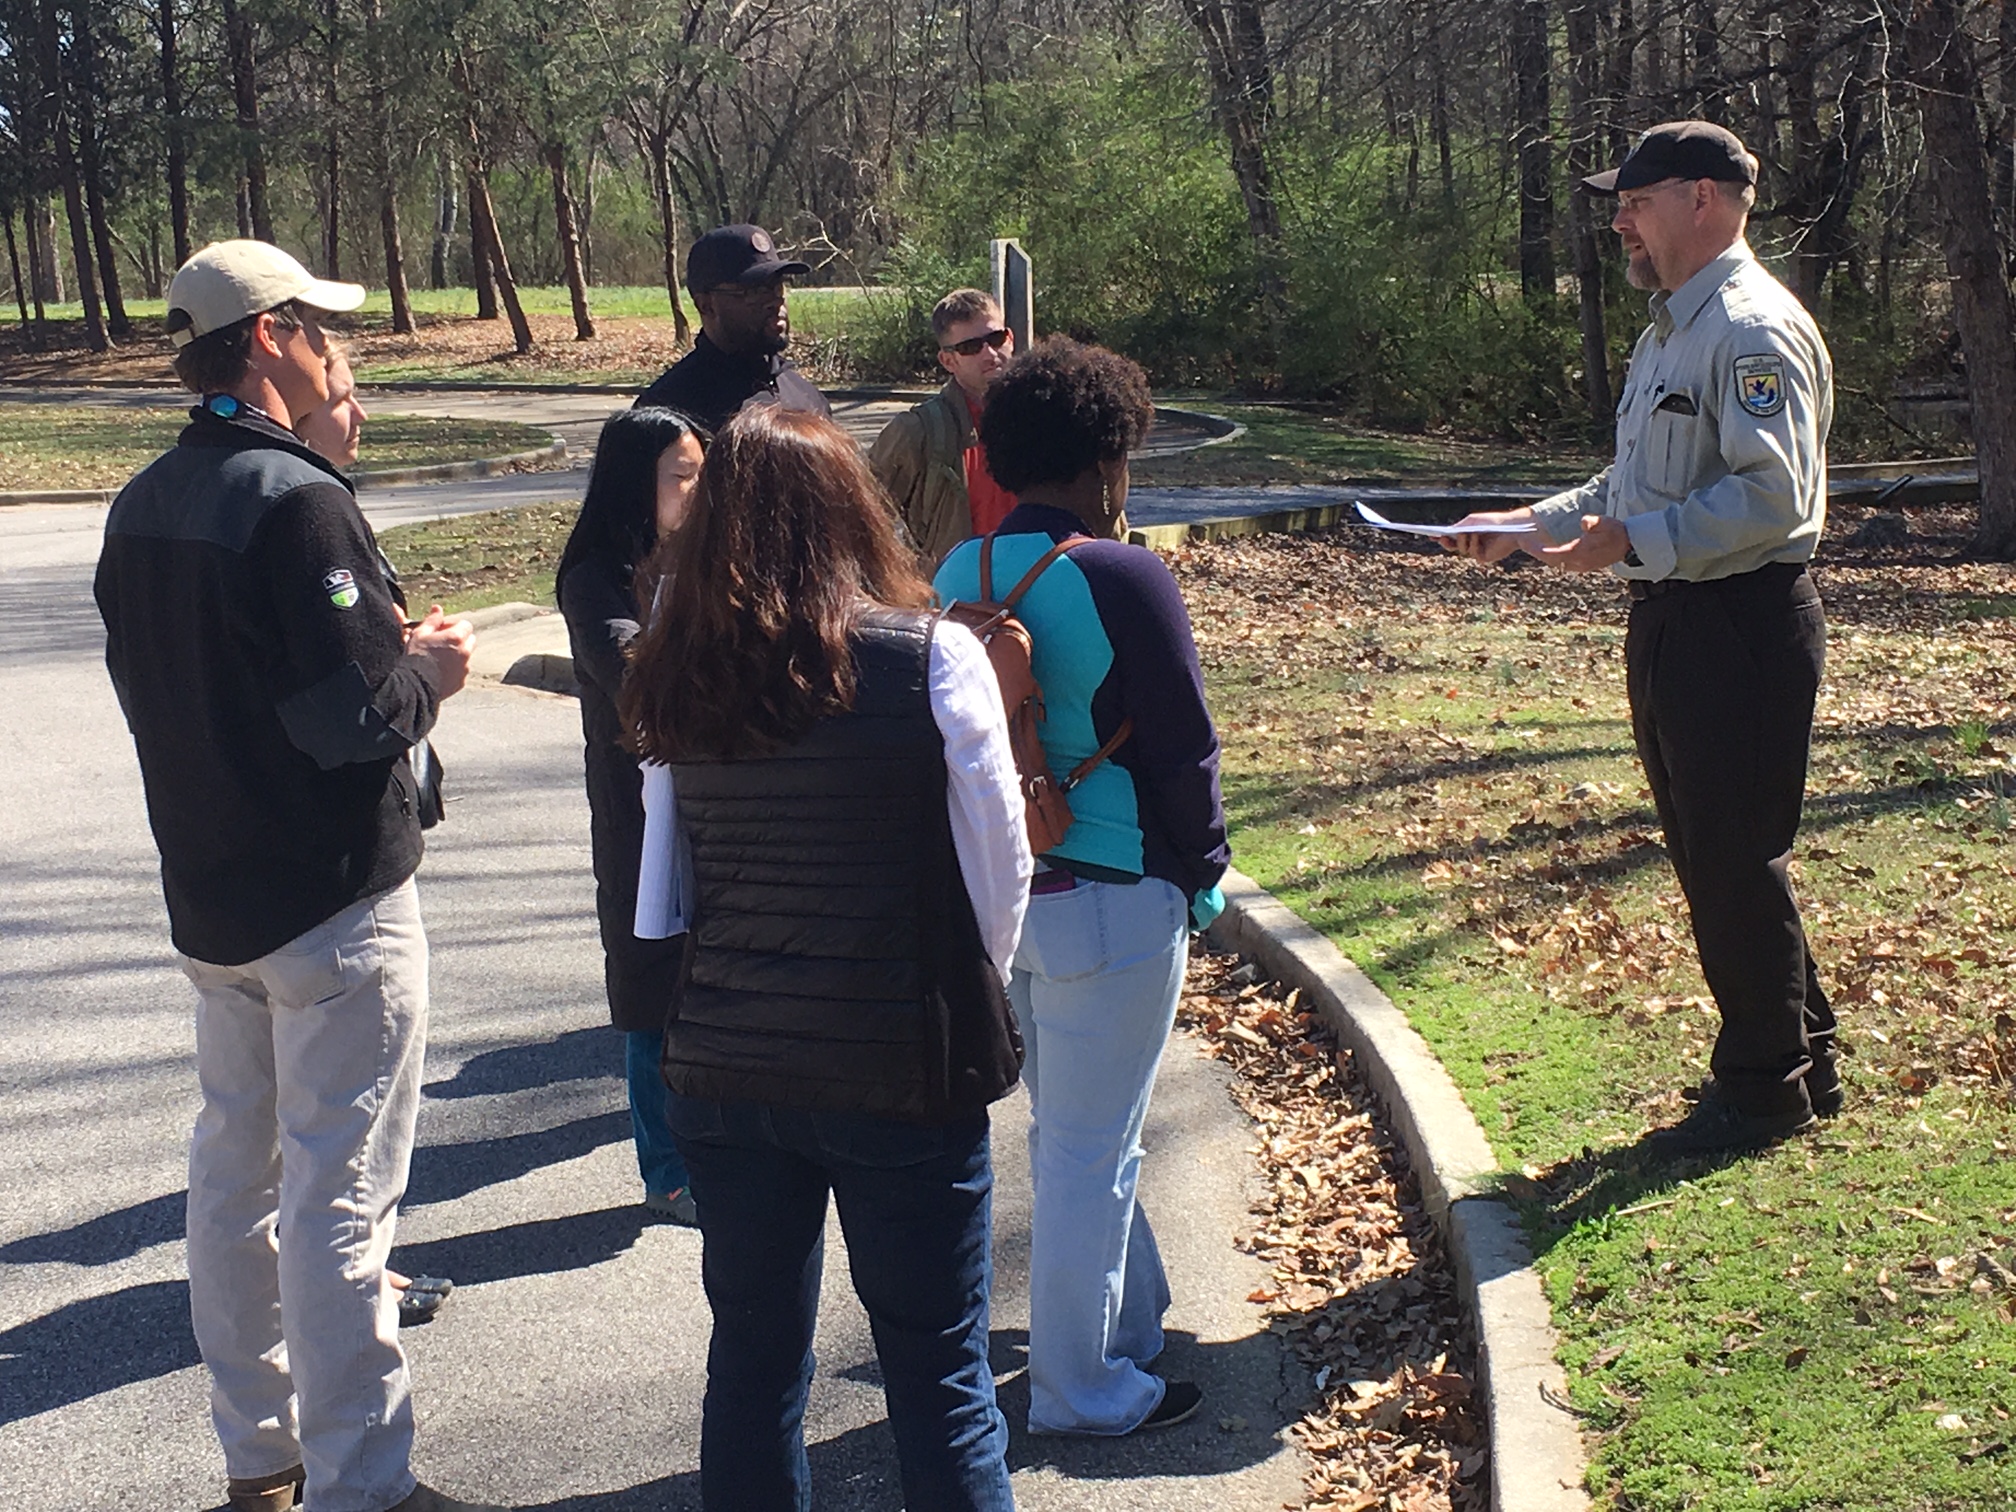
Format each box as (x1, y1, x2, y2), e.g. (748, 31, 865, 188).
(1581, 119, 1759, 196)
(637, 223, 830, 431)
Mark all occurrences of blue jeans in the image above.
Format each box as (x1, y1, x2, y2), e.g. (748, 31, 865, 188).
(666, 1095, 1013, 1512)
(626, 1030, 690, 1198)
(1008, 876, 1187, 1435)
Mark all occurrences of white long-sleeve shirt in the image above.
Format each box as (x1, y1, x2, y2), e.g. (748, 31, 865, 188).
(636, 617, 1032, 982)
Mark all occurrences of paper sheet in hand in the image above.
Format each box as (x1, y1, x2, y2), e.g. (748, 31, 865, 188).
(1354, 503, 1538, 537)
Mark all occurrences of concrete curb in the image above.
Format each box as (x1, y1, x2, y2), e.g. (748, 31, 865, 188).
(352, 440, 569, 489)
(0, 441, 569, 507)
(1205, 868, 1591, 1512)
(461, 601, 554, 630)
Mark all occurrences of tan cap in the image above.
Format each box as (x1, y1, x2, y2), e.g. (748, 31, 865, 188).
(166, 240, 366, 347)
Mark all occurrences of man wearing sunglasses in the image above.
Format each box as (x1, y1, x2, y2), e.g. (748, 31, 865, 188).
(638, 223, 831, 434)
(870, 288, 1018, 565)
(1441, 121, 1838, 1155)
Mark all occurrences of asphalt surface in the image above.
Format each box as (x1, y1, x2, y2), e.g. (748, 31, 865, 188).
(0, 494, 1306, 1510)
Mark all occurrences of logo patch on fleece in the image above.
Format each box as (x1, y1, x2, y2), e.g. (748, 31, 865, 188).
(1733, 354, 1787, 418)
(322, 568, 360, 609)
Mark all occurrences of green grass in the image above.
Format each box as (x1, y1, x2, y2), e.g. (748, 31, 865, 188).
(0, 403, 554, 489)
(375, 503, 580, 614)
(1172, 529, 2016, 1510)
(1132, 401, 1604, 488)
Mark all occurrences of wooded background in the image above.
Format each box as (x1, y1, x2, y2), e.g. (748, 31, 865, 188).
(6, 0, 2016, 553)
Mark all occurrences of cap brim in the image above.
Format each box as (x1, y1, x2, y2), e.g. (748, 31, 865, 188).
(296, 276, 367, 315)
(729, 257, 812, 285)
(1581, 169, 1621, 194)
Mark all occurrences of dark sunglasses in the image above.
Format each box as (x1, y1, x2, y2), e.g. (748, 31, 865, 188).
(941, 327, 1011, 357)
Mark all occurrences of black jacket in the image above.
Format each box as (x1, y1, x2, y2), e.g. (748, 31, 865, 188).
(664, 610, 1020, 1124)
(636, 331, 831, 433)
(556, 552, 686, 1034)
(95, 407, 441, 966)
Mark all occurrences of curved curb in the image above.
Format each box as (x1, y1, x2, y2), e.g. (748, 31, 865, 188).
(352, 439, 568, 489)
(0, 440, 569, 507)
(1205, 868, 1591, 1512)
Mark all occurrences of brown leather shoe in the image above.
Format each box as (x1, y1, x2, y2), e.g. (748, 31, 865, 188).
(226, 1466, 303, 1512)
(385, 1481, 506, 1512)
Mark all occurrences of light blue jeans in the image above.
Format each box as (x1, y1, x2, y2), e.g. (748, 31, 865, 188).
(1008, 875, 1188, 1435)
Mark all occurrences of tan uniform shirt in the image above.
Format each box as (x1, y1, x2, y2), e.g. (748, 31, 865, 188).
(1532, 244, 1833, 582)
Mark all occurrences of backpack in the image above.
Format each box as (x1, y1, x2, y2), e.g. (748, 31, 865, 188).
(943, 533, 1134, 856)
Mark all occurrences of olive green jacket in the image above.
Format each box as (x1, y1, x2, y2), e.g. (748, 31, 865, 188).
(869, 381, 974, 567)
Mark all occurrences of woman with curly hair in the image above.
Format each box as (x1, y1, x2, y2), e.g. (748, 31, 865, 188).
(623, 403, 1031, 1509)
(934, 337, 1229, 1438)
(557, 406, 709, 1225)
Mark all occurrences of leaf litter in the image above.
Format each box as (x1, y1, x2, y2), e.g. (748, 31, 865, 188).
(1180, 945, 1486, 1511)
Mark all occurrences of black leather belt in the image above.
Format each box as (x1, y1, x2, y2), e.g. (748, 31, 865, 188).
(1627, 562, 1807, 602)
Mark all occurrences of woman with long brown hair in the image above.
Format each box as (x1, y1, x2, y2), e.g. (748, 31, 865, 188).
(622, 403, 1030, 1510)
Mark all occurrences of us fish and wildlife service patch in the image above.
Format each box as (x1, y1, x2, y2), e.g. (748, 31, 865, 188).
(322, 567, 360, 609)
(1733, 354, 1787, 418)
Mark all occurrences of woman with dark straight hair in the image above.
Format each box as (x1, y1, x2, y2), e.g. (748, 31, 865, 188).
(622, 403, 1031, 1511)
(557, 405, 707, 1224)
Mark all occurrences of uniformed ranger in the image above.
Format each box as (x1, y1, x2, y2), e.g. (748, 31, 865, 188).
(1446, 121, 1839, 1154)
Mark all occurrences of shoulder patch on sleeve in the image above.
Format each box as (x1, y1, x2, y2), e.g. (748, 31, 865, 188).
(322, 567, 360, 609)
(1733, 353, 1787, 418)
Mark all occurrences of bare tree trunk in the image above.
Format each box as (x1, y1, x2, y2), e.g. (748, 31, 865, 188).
(650, 146, 693, 342)
(1783, 0, 1824, 306)
(362, 0, 412, 333)
(323, 0, 342, 279)
(1605, 0, 1635, 161)
(71, 0, 130, 337)
(1565, 0, 1613, 419)
(544, 143, 596, 339)
(431, 153, 457, 291)
(1512, 0, 1555, 305)
(157, 0, 191, 266)
(26, 200, 54, 316)
(5, 211, 28, 323)
(219, 0, 272, 242)
(33, 0, 107, 350)
(468, 171, 497, 318)
(35, 200, 64, 306)
(1910, 0, 2016, 559)
(1180, 0, 1285, 351)
(468, 169, 532, 353)
(1689, 0, 1723, 120)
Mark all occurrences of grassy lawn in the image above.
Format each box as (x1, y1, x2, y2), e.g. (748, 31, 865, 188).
(0, 403, 555, 490)
(1169, 513, 2016, 1510)
(1134, 402, 1605, 488)
(377, 504, 582, 614)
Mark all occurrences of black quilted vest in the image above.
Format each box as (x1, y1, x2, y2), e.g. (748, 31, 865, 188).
(662, 608, 1022, 1124)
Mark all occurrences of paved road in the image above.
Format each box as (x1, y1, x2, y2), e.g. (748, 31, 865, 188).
(0, 500, 1305, 1510)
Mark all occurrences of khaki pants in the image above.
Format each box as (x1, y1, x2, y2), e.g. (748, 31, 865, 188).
(181, 879, 427, 1512)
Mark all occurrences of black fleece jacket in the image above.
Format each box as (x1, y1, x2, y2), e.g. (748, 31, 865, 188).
(95, 406, 442, 965)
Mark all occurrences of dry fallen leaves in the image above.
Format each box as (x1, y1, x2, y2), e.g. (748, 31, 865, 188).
(1181, 947, 1486, 1511)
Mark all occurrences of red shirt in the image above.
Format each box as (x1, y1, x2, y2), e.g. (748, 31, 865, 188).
(963, 393, 1017, 536)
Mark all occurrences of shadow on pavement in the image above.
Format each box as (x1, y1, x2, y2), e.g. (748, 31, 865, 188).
(513, 1419, 910, 1511)
(388, 1204, 657, 1286)
(406, 1109, 629, 1209)
(423, 1026, 616, 1100)
(0, 1187, 184, 1266)
(0, 1278, 198, 1425)
(1, 1111, 629, 1266)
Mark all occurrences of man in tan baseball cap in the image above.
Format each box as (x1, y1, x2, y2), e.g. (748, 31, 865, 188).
(96, 240, 493, 1512)
(165, 240, 365, 430)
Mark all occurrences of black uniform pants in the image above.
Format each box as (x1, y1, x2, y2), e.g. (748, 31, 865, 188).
(1625, 561, 1835, 1116)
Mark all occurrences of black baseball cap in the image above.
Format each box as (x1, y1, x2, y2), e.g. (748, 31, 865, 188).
(685, 224, 811, 294)
(1583, 121, 1758, 194)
